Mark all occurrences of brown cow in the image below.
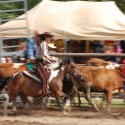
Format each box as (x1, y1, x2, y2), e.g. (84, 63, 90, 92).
(86, 58, 121, 70)
(72, 65, 124, 112)
(0, 63, 28, 79)
(86, 58, 110, 67)
(0, 63, 28, 91)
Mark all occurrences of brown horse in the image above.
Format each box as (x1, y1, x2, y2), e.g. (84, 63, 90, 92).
(7, 58, 77, 112)
(71, 65, 124, 112)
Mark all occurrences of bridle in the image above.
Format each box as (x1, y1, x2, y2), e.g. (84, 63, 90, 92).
(62, 63, 81, 81)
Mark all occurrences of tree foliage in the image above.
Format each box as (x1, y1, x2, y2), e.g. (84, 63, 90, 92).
(0, 0, 125, 23)
(0, 0, 41, 23)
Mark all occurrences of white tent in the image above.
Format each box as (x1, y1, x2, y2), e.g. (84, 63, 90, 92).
(1, 0, 125, 40)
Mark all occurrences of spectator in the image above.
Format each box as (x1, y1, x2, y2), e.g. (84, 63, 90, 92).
(114, 41, 122, 54)
(6, 57, 13, 63)
(120, 40, 125, 53)
(103, 45, 121, 63)
(16, 39, 26, 51)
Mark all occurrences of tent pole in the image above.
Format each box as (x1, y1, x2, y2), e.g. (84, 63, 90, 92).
(85, 40, 90, 53)
(64, 39, 68, 52)
(0, 9, 3, 60)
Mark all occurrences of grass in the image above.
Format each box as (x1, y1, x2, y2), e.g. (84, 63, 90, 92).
(50, 96, 125, 108)
(70, 97, 125, 108)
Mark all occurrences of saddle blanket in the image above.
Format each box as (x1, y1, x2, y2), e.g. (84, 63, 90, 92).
(23, 71, 41, 83)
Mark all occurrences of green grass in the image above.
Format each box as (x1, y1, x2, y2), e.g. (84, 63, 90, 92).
(49, 96, 125, 108)
(71, 97, 125, 108)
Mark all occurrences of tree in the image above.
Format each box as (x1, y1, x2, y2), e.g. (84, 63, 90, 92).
(0, 0, 41, 23)
(1, 0, 125, 23)
(28, 0, 41, 10)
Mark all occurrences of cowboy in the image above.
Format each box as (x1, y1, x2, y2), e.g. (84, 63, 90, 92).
(35, 32, 57, 94)
(35, 32, 57, 64)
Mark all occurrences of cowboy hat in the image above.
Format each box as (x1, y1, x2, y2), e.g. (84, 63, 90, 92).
(41, 32, 54, 37)
(47, 43, 56, 48)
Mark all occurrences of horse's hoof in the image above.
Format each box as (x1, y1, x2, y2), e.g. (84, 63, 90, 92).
(63, 106, 72, 113)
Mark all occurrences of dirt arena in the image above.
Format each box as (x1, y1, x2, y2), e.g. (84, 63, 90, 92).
(0, 106, 125, 125)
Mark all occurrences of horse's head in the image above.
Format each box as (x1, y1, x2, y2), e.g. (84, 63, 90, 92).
(60, 57, 83, 81)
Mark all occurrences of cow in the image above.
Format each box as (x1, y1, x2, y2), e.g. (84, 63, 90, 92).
(71, 65, 124, 112)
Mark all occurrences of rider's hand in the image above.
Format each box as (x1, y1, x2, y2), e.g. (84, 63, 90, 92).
(51, 59, 56, 63)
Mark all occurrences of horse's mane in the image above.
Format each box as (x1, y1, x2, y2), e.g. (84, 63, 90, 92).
(61, 57, 75, 65)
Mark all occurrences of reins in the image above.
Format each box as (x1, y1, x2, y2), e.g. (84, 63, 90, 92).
(62, 65, 82, 84)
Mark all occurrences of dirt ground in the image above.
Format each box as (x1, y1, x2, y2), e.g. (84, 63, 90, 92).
(0, 106, 125, 125)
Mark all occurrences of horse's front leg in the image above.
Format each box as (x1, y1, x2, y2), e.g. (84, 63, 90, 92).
(55, 96, 71, 115)
(56, 97, 64, 111)
(56, 96, 71, 115)
(83, 84, 99, 111)
(63, 96, 71, 113)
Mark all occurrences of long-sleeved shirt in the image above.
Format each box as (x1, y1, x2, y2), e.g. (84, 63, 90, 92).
(25, 37, 37, 59)
(35, 41, 51, 59)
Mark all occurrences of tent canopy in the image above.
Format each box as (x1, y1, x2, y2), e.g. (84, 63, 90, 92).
(1, 0, 125, 40)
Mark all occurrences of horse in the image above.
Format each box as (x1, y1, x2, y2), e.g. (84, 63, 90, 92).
(6, 58, 78, 113)
(71, 65, 124, 112)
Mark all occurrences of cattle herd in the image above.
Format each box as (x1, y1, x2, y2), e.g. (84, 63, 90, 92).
(0, 58, 125, 117)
